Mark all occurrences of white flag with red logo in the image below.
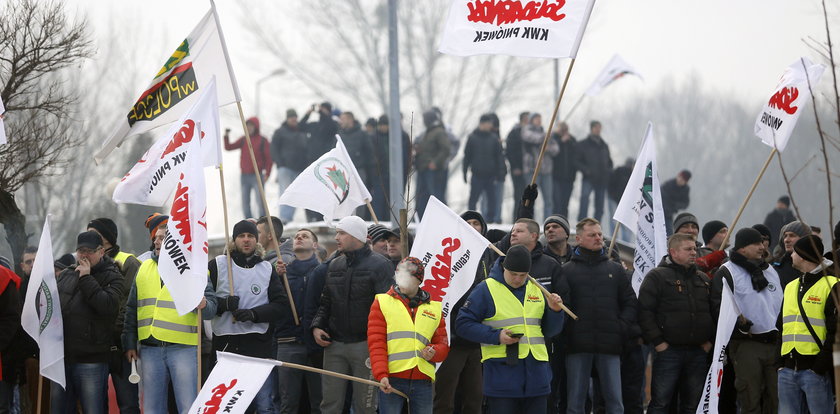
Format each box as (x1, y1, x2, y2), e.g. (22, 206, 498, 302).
(410, 196, 491, 344)
(584, 54, 643, 96)
(696, 282, 740, 414)
(188, 352, 275, 414)
(439, 0, 596, 58)
(754, 57, 825, 152)
(159, 131, 209, 315)
(95, 3, 239, 163)
(112, 78, 221, 207)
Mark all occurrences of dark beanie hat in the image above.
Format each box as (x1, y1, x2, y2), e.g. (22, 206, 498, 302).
(87, 218, 117, 246)
(702, 220, 727, 244)
(232, 220, 258, 240)
(145, 213, 169, 240)
(544, 215, 570, 236)
(460, 210, 487, 236)
(778, 195, 791, 207)
(367, 224, 396, 243)
(794, 235, 824, 264)
(751, 224, 772, 241)
(673, 212, 699, 233)
(503, 245, 532, 273)
(486, 229, 506, 244)
(734, 228, 764, 251)
(54, 253, 76, 270)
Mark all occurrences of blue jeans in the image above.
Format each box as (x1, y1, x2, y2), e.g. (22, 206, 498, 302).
(578, 179, 606, 222)
(251, 374, 276, 413)
(536, 174, 554, 222)
(417, 170, 446, 218)
(241, 173, 266, 219)
(778, 368, 834, 414)
(554, 178, 574, 218)
(275, 342, 321, 414)
(111, 355, 139, 413)
(140, 344, 197, 414)
(276, 167, 299, 223)
(648, 345, 708, 414)
(378, 377, 432, 414)
(566, 353, 623, 414)
(50, 362, 109, 414)
(485, 395, 548, 414)
(469, 175, 498, 223)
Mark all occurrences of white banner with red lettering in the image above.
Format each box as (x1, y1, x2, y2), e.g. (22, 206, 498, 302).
(410, 196, 490, 345)
(696, 282, 740, 414)
(112, 78, 221, 207)
(159, 131, 209, 315)
(754, 57, 825, 152)
(439, 0, 596, 58)
(188, 352, 275, 414)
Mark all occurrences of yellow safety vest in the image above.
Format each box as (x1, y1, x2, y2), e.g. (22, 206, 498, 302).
(136, 259, 198, 345)
(480, 278, 548, 362)
(781, 275, 838, 356)
(377, 293, 442, 380)
(114, 251, 134, 270)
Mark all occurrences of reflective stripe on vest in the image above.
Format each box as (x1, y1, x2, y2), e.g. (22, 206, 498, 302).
(480, 278, 548, 362)
(377, 293, 442, 380)
(136, 259, 198, 345)
(780, 275, 838, 356)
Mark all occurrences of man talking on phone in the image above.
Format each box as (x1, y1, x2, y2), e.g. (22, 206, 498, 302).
(456, 245, 565, 414)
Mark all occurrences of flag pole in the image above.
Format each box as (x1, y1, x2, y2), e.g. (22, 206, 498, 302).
(607, 225, 620, 258)
(718, 148, 778, 250)
(526, 58, 577, 205)
(365, 200, 380, 224)
(217, 164, 236, 297)
(36, 375, 43, 414)
(564, 94, 587, 120)
(274, 360, 409, 401)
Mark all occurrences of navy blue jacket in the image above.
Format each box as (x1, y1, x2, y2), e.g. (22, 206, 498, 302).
(303, 254, 338, 353)
(456, 258, 565, 398)
(275, 255, 320, 341)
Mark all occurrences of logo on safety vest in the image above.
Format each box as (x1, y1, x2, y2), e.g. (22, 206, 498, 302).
(250, 284, 261, 295)
(421, 309, 438, 320)
(526, 294, 541, 303)
(806, 295, 822, 304)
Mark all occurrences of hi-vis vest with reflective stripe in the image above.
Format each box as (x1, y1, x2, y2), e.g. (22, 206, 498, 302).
(781, 275, 838, 356)
(377, 293, 442, 380)
(480, 278, 548, 362)
(114, 251, 133, 267)
(136, 259, 198, 345)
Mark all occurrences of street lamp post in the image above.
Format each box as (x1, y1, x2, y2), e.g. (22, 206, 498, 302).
(255, 68, 286, 120)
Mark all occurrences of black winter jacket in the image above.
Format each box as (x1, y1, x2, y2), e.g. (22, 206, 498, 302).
(557, 247, 638, 355)
(773, 252, 799, 288)
(56, 256, 125, 363)
(575, 134, 613, 186)
(505, 125, 524, 173)
(463, 129, 506, 180)
(312, 245, 393, 342)
(302, 111, 338, 164)
(271, 121, 309, 171)
(340, 121, 375, 184)
(552, 133, 577, 182)
(661, 178, 691, 217)
(638, 256, 714, 347)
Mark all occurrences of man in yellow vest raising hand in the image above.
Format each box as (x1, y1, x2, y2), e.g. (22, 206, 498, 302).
(779, 234, 838, 414)
(456, 245, 565, 414)
(367, 256, 450, 414)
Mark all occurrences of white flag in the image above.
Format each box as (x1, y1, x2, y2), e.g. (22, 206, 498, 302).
(411, 196, 491, 345)
(21, 215, 65, 388)
(584, 54, 643, 96)
(112, 78, 221, 207)
(696, 282, 740, 414)
(754, 57, 825, 152)
(159, 131, 209, 315)
(278, 136, 372, 223)
(188, 352, 275, 414)
(95, 5, 239, 163)
(613, 123, 668, 295)
(0, 95, 6, 145)
(439, 0, 596, 58)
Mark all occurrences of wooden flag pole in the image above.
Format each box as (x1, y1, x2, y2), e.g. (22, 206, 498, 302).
(36, 375, 43, 414)
(234, 101, 299, 325)
(606, 224, 620, 258)
(564, 93, 587, 121)
(217, 165, 235, 295)
(365, 199, 380, 225)
(276, 360, 409, 401)
(487, 243, 578, 320)
(526, 58, 578, 207)
(718, 148, 777, 251)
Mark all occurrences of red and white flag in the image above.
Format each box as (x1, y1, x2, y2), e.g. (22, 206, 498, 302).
(188, 352, 276, 414)
(696, 282, 740, 414)
(584, 54, 643, 96)
(159, 131, 209, 315)
(112, 78, 221, 207)
(439, 0, 596, 58)
(410, 196, 490, 343)
(754, 57, 825, 152)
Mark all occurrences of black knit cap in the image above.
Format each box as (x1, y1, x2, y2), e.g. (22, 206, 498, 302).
(88, 218, 118, 246)
(702, 220, 727, 244)
(367, 224, 396, 243)
(54, 253, 76, 270)
(751, 224, 772, 241)
(673, 212, 698, 233)
(544, 215, 570, 236)
(503, 245, 531, 273)
(794, 235, 824, 264)
(734, 228, 764, 251)
(460, 210, 487, 236)
(232, 220, 258, 240)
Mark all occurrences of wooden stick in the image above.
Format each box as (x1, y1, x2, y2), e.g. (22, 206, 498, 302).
(528, 58, 578, 188)
(234, 102, 299, 325)
(718, 148, 777, 250)
(36, 375, 43, 414)
(277, 360, 409, 401)
(365, 199, 380, 225)
(487, 243, 578, 320)
(564, 93, 587, 120)
(606, 223, 620, 258)
(400, 208, 409, 258)
(217, 165, 236, 300)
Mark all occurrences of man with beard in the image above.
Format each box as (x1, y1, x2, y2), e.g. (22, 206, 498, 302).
(543, 215, 573, 265)
(772, 221, 812, 287)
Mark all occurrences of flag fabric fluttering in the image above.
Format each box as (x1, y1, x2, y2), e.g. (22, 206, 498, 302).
(438, 0, 596, 58)
(695, 282, 740, 414)
(584, 54, 643, 96)
(754, 57, 825, 152)
(410, 196, 491, 346)
(21, 215, 65, 388)
(278, 136, 372, 223)
(613, 122, 668, 295)
(112, 78, 221, 207)
(95, 5, 239, 163)
(188, 352, 276, 414)
(158, 130, 210, 315)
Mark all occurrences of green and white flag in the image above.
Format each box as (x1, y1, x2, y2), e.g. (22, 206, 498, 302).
(21, 215, 65, 388)
(278, 136, 372, 223)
